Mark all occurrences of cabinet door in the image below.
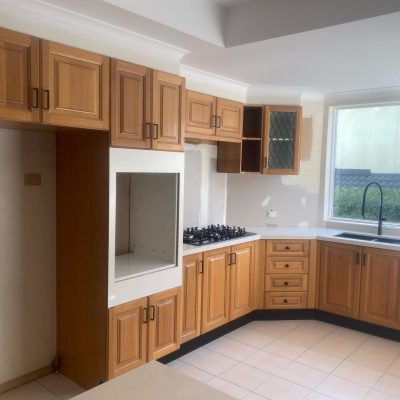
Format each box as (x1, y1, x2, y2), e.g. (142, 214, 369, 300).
(148, 288, 181, 360)
(201, 247, 230, 333)
(319, 242, 362, 318)
(0, 28, 40, 122)
(41, 41, 109, 130)
(185, 90, 216, 137)
(111, 59, 151, 149)
(359, 248, 400, 329)
(181, 253, 202, 343)
(263, 106, 302, 175)
(230, 242, 254, 320)
(108, 298, 148, 379)
(151, 71, 185, 151)
(216, 98, 243, 139)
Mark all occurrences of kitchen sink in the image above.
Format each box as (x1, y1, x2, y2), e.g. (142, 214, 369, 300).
(335, 232, 400, 245)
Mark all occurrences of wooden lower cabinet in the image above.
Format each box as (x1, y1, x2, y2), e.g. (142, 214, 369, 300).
(359, 247, 400, 329)
(108, 287, 181, 379)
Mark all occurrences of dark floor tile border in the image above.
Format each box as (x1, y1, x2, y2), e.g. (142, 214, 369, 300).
(159, 309, 400, 364)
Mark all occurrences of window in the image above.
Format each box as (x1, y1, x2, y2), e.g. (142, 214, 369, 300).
(327, 103, 400, 225)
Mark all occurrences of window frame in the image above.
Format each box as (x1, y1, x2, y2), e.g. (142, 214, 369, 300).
(324, 101, 400, 228)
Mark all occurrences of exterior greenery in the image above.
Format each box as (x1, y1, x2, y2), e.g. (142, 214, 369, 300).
(333, 187, 400, 223)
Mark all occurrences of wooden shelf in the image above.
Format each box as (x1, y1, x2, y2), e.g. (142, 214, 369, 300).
(243, 106, 263, 139)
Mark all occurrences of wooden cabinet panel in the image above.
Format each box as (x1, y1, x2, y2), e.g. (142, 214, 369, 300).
(359, 248, 400, 329)
(181, 253, 202, 343)
(152, 71, 184, 151)
(216, 98, 243, 139)
(0, 28, 39, 123)
(148, 288, 181, 360)
(265, 292, 307, 309)
(185, 90, 216, 137)
(201, 248, 230, 333)
(266, 257, 309, 274)
(230, 242, 254, 320)
(266, 240, 309, 257)
(41, 41, 109, 130)
(111, 59, 151, 149)
(108, 298, 147, 378)
(319, 242, 361, 319)
(265, 274, 308, 291)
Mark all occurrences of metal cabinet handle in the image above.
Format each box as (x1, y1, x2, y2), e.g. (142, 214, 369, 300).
(152, 124, 159, 139)
(198, 260, 204, 274)
(143, 307, 149, 323)
(43, 90, 50, 110)
(149, 305, 156, 321)
(356, 253, 361, 265)
(211, 115, 217, 128)
(145, 123, 152, 139)
(216, 116, 221, 128)
(362, 254, 367, 266)
(32, 88, 39, 109)
(227, 253, 232, 265)
(284, 281, 289, 286)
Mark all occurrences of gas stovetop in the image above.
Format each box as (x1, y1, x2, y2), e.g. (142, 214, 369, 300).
(183, 225, 255, 246)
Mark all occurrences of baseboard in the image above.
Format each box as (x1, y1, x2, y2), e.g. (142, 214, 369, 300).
(0, 365, 54, 394)
(159, 308, 400, 365)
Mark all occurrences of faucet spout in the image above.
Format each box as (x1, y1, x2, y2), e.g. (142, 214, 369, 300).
(361, 182, 385, 236)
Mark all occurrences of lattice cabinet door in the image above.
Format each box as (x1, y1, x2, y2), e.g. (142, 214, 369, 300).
(262, 106, 302, 175)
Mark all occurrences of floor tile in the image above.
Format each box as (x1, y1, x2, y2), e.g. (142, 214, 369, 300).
(59, 388, 85, 400)
(246, 321, 297, 338)
(387, 355, 400, 377)
(0, 382, 56, 400)
(296, 321, 337, 336)
(304, 392, 335, 400)
(205, 337, 258, 361)
(172, 362, 214, 383)
(364, 389, 400, 400)
(254, 376, 310, 400)
(242, 393, 268, 400)
(37, 373, 83, 397)
(243, 350, 291, 374)
(281, 329, 327, 348)
(277, 361, 328, 389)
(332, 360, 383, 387)
(315, 375, 370, 400)
(295, 349, 343, 373)
(227, 326, 276, 348)
(207, 377, 249, 399)
(374, 373, 400, 398)
(184, 348, 238, 375)
(179, 346, 209, 363)
(312, 336, 364, 359)
(168, 359, 185, 368)
(219, 362, 271, 390)
(264, 339, 308, 360)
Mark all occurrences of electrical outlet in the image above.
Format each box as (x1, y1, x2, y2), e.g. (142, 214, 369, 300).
(266, 209, 278, 218)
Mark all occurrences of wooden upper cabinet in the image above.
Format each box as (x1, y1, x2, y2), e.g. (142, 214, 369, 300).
(111, 59, 151, 149)
(319, 242, 361, 319)
(201, 247, 230, 333)
(263, 106, 302, 175)
(151, 70, 185, 151)
(230, 242, 254, 320)
(108, 298, 148, 379)
(148, 287, 181, 360)
(359, 248, 400, 330)
(216, 98, 243, 139)
(185, 90, 216, 137)
(0, 28, 40, 123)
(181, 253, 202, 343)
(41, 41, 109, 130)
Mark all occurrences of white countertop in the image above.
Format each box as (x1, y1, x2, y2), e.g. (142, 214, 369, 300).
(72, 361, 233, 400)
(182, 226, 400, 255)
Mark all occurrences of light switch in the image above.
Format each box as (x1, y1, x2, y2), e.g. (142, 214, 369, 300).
(24, 173, 42, 186)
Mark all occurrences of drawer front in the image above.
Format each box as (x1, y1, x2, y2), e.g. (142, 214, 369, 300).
(265, 274, 308, 291)
(266, 240, 309, 256)
(265, 292, 307, 309)
(266, 257, 309, 273)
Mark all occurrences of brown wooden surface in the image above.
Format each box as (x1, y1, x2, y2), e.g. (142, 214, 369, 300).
(266, 257, 309, 274)
(217, 142, 241, 173)
(265, 274, 308, 291)
(181, 253, 203, 343)
(265, 292, 307, 309)
(307, 240, 318, 308)
(266, 240, 310, 257)
(318, 242, 362, 319)
(57, 131, 109, 389)
(0, 28, 40, 123)
(108, 298, 148, 378)
(41, 41, 109, 130)
(110, 59, 151, 149)
(185, 90, 216, 137)
(263, 105, 302, 175)
(148, 287, 182, 360)
(359, 247, 400, 329)
(229, 241, 255, 320)
(151, 70, 185, 151)
(201, 247, 230, 333)
(216, 98, 243, 139)
(253, 240, 265, 309)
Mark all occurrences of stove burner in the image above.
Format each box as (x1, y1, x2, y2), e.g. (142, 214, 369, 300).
(183, 225, 255, 246)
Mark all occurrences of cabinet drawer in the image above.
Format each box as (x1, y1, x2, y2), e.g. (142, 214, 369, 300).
(265, 274, 308, 291)
(266, 257, 309, 273)
(266, 240, 309, 256)
(265, 292, 307, 309)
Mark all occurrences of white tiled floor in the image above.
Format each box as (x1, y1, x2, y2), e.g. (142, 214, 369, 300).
(2, 320, 400, 400)
(169, 320, 400, 400)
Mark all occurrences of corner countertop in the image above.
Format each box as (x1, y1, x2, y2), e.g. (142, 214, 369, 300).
(182, 226, 400, 255)
(72, 361, 234, 400)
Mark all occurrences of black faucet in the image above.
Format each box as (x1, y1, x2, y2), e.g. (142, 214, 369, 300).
(361, 182, 385, 235)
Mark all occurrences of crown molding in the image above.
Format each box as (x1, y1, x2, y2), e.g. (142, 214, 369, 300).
(0, 0, 189, 65)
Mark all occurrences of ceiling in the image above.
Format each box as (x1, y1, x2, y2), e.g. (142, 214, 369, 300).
(35, 0, 400, 93)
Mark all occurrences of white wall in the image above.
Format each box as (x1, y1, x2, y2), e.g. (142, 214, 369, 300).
(0, 129, 56, 384)
(184, 143, 227, 227)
